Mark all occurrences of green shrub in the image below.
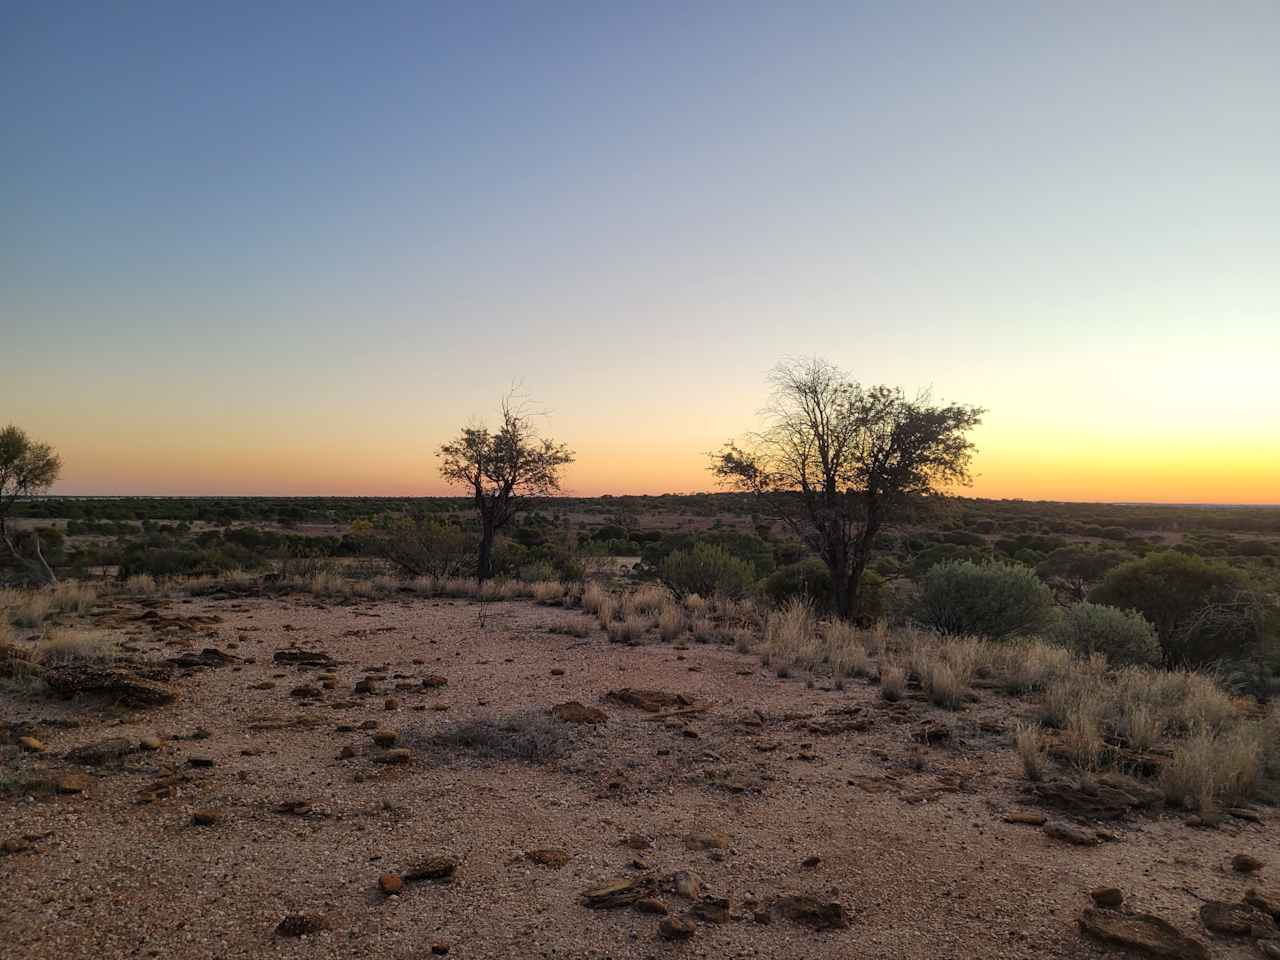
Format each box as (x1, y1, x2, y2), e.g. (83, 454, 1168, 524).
(1089, 551, 1257, 665)
(1046, 601, 1161, 666)
(763, 559, 832, 611)
(916, 560, 1055, 639)
(659, 542, 755, 599)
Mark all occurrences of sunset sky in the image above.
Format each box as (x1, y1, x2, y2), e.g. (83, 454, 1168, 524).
(4, 3, 1278, 503)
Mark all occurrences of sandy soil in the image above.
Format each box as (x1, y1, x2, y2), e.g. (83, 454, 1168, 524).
(2, 592, 1275, 959)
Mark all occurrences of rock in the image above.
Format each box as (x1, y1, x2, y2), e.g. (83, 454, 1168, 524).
(683, 831, 730, 851)
(769, 894, 849, 930)
(1228, 807, 1264, 823)
(607, 688, 693, 712)
(371, 729, 398, 747)
(1029, 777, 1162, 820)
(187, 756, 215, 768)
(1044, 820, 1098, 846)
(525, 849, 570, 868)
(621, 835, 652, 850)
(1259, 941, 1280, 960)
(251, 681, 277, 690)
(138, 736, 163, 751)
(550, 668, 565, 676)
(658, 917, 696, 940)
(18, 736, 45, 753)
(550, 701, 608, 724)
(1004, 811, 1048, 826)
(634, 897, 668, 915)
(430, 944, 450, 956)
(384, 697, 399, 711)
(373, 748, 411, 764)
(353, 678, 378, 695)
(1198, 901, 1276, 938)
(191, 809, 221, 826)
(1092, 887, 1125, 909)
(1233, 854, 1265, 874)
(800, 855, 822, 869)
(692, 896, 731, 924)
(1245, 889, 1280, 920)
(169, 648, 237, 670)
(54, 774, 90, 794)
(671, 870, 702, 900)
(378, 874, 403, 895)
(403, 856, 458, 883)
(275, 914, 329, 937)
(274, 800, 314, 816)
(44, 666, 176, 707)
(66, 737, 138, 766)
(582, 877, 653, 909)
(1078, 908, 1208, 960)
(421, 675, 448, 689)
(338, 745, 356, 759)
(753, 910, 772, 925)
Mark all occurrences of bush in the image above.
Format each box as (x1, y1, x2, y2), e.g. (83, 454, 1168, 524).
(916, 560, 1055, 639)
(658, 543, 755, 599)
(761, 559, 884, 621)
(1046, 602, 1162, 666)
(1089, 551, 1257, 665)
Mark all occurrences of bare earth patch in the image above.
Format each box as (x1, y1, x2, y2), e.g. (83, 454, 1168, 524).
(1, 593, 1276, 959)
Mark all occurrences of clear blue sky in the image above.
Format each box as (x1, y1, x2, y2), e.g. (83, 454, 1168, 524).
(4, 3, 1278, 500)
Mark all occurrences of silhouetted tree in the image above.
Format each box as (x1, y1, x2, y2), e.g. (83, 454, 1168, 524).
(712, 358, 983, 620)
(0, 425, 63, 584)
(438, 397, 574, 581)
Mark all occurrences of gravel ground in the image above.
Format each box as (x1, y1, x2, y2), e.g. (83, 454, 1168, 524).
(1, 592, 1276, 959)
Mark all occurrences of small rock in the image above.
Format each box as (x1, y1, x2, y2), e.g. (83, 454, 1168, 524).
(354, 678, 378, 695)
(138, 736, 163, 751)
(290, 685, 321, 699)
(187, 756, 215, 768)
(371, 730, 398, 747)
(403, 856, 458, 883)
(384, 697, 399, 711)
(800, 855, 822, 869)
(191, 809, 221, 827)
(658, 917, 695, 941)
(525, 849, 570, 868)
(1004, 811, 1047, 826)
(378, 874, 403, 895)
(769, 895, 849, 930)
(634, 897, 668, 915)
(18, 736, 45, 753)
(430, 945, 449, 957)
(550, 701, 608, 724)
(374, 748, 411, 765)
(338, 745, 356, 759)
(421, 675, 448, 689)
(1044, 820, 1097, 846)
(550, 668, 565, 676)
(1091, 887, 1124, 908)
(1079, 908, 1207, 960)
(683, 831, 730, 851)
(672, 870, 702, 900)
(1198, 900, 1275, 937)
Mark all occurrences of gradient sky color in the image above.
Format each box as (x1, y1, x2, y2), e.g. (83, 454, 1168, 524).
(4, 3, 1278, 502)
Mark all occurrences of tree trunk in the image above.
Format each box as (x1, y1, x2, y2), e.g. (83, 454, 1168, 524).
(477, 518, 496, 583)
(829, 559, 852, 620)
(1, 521, 57, 586)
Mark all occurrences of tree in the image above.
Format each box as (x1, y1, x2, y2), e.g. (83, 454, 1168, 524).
(712, 358, 983, 620)
(0, 425, 63, 584)
(437, 396, 574, 581)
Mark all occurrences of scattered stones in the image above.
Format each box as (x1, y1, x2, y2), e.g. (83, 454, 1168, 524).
(1029, 777, 1162, 821)
(43, 665, 176, 707)
(1091, 887, 1125, 909)
(290, 685, 322, 699)
(275, 914, 329, 937)
(525, 849, 570, 868)
(692, 896, 731, 924)
(658, 917, 695, 940)
(1078, 908, 1208, 960)
(1044, 820, 1098, 846)
(1245, 889, 1280, 920)
(378, 874, 404, 895)
(551, 701, 608, 724)
(1233, 853, 1265, 874)
(272, 650, 336, 668)
(769, 894, 850, 930)
(403, 856, 458, 883)
(1198, 901, 1276, 938)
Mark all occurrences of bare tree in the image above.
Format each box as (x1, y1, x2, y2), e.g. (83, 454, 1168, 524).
(438, 396, 574, 581)
(0, 425, 63, 585)
(712, 358, 983, 620)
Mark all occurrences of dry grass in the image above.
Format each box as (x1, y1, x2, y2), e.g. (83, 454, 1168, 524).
(123, 573, 158, 596)
(606, 615, 648, 645)
(879, 659, 906, 702)
(415, 712, 580, 764)
(657, 605, 686, 642)
(581, 581, 609, 616)
(621, 584, 671, 619)
(1060, 703, 1106, 772)
(1013, 721, 1047, 781)
(989, 639, 1072, 694)
(531, 580, 566, 604)
(684, 593, 708, 615)
(1, 588, 52, 628)
(35, 628, 117, 666)
(50, 581, 98, 615)
(1160, 724, 1263, 813)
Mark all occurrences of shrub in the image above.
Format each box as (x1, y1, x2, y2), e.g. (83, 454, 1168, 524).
(531, 581, 565, 604)
(606, 615, 648, 644)
(1, 589, 51, 628)
(581, 582, 609, 616)
(1046, 602, 1161, 666)
(879, 660, 906, 702)
(1013, 721, 1047, 781)
(762, 559, 832, 611)
(1090, 551, 1253, 665)
(916, 560, 1055, 639)
(658, 543, 755, 599)
(1160, 725, 1262, 812)
(416, 712, 579, 764)
(657, 605, 686, 642)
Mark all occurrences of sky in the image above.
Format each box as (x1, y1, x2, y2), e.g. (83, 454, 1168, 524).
(3, 2, 1278, 503)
